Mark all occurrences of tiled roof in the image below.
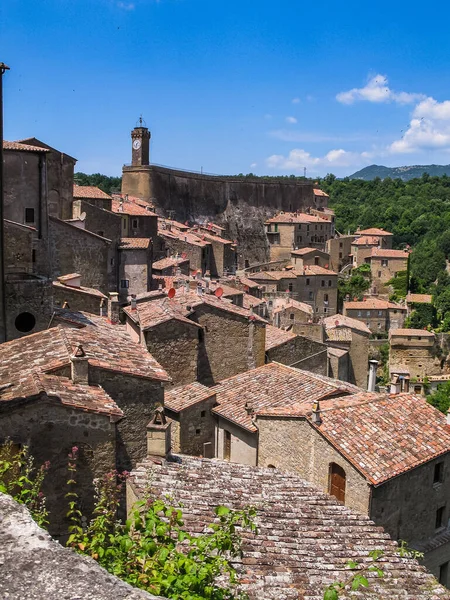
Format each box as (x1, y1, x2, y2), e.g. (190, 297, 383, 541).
(313, 188, 329, 197)
(406, 293, 432, 304)
(291, 247, 327, 256)
(237, 276, 261, 289)
(300, 265, 337, 276)
(73, 185, 112, 200)
(265, 213, 327, 224)
(351, 235, 381, 246)
(111, 198, 157, 216)
(323, 314, 371, 335)
(390, 328, 435, 337)
(265, 325, 296, 350)
(344, 298, 406, 311)
(159, 228, 210, 248)
(357, 227, 393, 236)
(247, 270, 297, 281)
(152, 257, 190, 271)
(272, 298, 313, 315)
(314, 392, 450, 485)
(164, 382, 215, 412)
(207, 280, 244, 298)
(129, 456, 446, 599)
(211, 362, 355, 431)
(0, 319, 170, 384)
(193, 231, 233, 245)
(159, 218, 190, 231)
(172, 289, 267, 323)
(3, 141, 49, 153)
(371, 248, 409, 259)
(53, 280, 107, 299)
(118, 238, 151, 250)
(123, 297, 201, 330)
(242, 293, 266, 310)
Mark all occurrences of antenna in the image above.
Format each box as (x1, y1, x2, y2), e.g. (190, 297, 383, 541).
(167, 288, 176, 299)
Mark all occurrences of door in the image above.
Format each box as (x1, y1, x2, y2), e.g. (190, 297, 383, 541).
(224, 430, 231, 461)
(329, 463, 346, 502)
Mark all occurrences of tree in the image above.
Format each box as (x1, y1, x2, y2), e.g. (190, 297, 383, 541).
(427, 382, 450, 414)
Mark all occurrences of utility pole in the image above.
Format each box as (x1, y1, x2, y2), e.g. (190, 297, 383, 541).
(0, 62, 10, 343)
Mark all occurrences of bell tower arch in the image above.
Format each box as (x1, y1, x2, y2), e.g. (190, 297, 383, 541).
(131, 116, 151, 166)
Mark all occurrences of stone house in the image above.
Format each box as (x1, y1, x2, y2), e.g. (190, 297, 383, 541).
(350, 235, 382, 268)
(294, 265, 338, 318)
(127, 455, 448, 597)
(389, 328, 441, 378)
(369, 247, 409, 294)
(73, 185, 113, 212)
(123, 288, 266, 387)
(325, 234, 355, 272)
(117, 238, 152, 302)
(323, 314, 370, 389)
(152, 256, 190, 277)
(271, 298, 313, 328)
(343, 297, 406, 333)
(110, 197, 158, 240)
(265, 325, 328, 374)
(265, 212, 333, 262)
(242, 293, 267, 317)
(157, 227, 211, 274)
(190, 229, 237, 276)
(290, 247, 330, 269)
(53, 273, 107, 314)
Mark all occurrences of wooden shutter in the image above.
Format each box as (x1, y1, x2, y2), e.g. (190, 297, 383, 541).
(224, 430, 231, 461)
(329, 463, 346, 503)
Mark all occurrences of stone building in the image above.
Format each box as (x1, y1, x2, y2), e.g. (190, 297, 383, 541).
(343, 297, 406, 333)
(117, 238, 152, 302)
(370, 247, 409, 294)
(265, 212, 333, 261)
(73, 185, 113, 211)
(323, 314, 370, 389)
(389, 328, 441, 378)
(190, 228, 237, 276)
(265, 324, 328, 374)
(271, 297, 313, 328)
(325, 234, 355, 272)
(128, 455, 448, 598)
(157, 227, 211, 274)
(406, 292, 433, 315)
(123, 288, 266, 387)
(152, 256, 190, 277)
(110, 196, 158, 240)
(289, 247, 330, 269)
(53, 273, 107, 314)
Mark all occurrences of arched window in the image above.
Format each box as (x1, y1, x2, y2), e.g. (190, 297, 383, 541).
(329, 463, 346, 503)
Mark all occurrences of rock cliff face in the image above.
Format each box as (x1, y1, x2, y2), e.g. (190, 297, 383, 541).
(122, 165, 316, 266)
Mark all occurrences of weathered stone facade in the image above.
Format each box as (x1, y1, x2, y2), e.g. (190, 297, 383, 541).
(389, 329, 441, 378)
(266, 336, 328, 375)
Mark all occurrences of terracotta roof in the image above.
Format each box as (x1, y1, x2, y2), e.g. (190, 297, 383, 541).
(247, 270, 297, 281)
(323, 314, 371, 335)
(129, 457, 446, 600)
(159, 228, 210, 248)
(300, 265, 337, 276)
(207, 280, 244, 298)
(164, 382, 215, 413)
(152, 256, 190, 271)
(265, 325, 296, 350)
(53, 280, 107, 299)
(265, 213, 327, 224)
(73, 185, 112, 200)
(272, 298, 313, 315)
(357, 228, 393, 236)
(314, 392, 450, 485)
(172, 289, 267, 323)
(242, 293, 266, 310)
(291, 247, 328, 256)
(118, 238, 151, 250)
(159, 218, 190, 231)
(406, 293, 432, 304)
(111, 198, 157, 216)
(390, 328, 435, 337)
(0, 319, 170, 384)
(236, 276, 261, 289)
(211, 362, 356, 431)
(193, 231, 233, 245)
(123, 297, 201, 330)
(351, 235, 381, 246)
(344, 298, 406, 311)
(313, 188, 329, 197)
(371, 248, 409, 259)
(3, 141, 49, 153)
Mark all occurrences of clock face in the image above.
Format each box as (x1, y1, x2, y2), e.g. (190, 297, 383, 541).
(133, 139, 141, 150)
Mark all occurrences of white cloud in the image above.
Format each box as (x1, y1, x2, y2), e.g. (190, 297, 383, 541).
(337, 74, 424, 105)
(266, 148, 365, 172)
(292, 97, 300, 104)
(286, 116, 298, 124)
(250, 162, 257, 168)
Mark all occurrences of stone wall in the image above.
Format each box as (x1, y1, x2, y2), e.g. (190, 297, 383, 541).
(390, 342, 442, 378)
(371, 257, 408, 295)
(5, 275, 54, 341)
(53, 285, 104, 315)
(49, 217, 112, 293)
(73, 199, 122, 241)
(119, 246, 152, 302)
(122, 165, 317, 266)
(266, 336, 328, 375)
(256, 416, 372, 516)
(347, 331, 370, 389)
(4, 220, 34, 274)
(166, 395, 216, 456)
(0, 399, 115, 539)
(216, 416, 258, 465)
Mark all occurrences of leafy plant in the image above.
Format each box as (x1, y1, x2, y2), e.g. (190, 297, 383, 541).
(323, 549, 385, 599)
(0, 441, 49, 527)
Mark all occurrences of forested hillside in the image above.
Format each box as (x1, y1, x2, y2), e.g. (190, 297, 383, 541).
(320, 173, 450, 329)
(349, 164, 450, 181)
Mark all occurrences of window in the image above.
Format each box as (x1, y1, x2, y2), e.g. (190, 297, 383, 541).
(309, 291, 314, 300)
(378, 271, 382, 277)
(339, 242, 343, 248)
(290, 313, 295, 320)
(357, 311, 362, 317)
(329, 463, 346, 503)
(324, 294, 329, 302)
(120, 279, 129, 289)
(224, 430, 231, 461)
(274, 224, 278, 232)
(339, 252, 342, 259)
(328, 280, 332, 287)
(324, 308, 327, 313)
(381, 259, 388, 267)
(32, 249, 36, 263)
(378, 310, 382, 316)
(439, 562, 449, 586)
(315, 257, 320, 265)
(25, 208, 35, 223)
(378, 322, 382, 330)
(195, 429, 201, 435)
(434, 462, 444, 484)
(321, 280, 325, 287)
(366, 311, 371, 317)
(110, 257, 115, 266)
(306, 278, 310, 286)
(288, 283, 293, 292)
(436, 506, 446, 529)
(132, 218, 138, 229)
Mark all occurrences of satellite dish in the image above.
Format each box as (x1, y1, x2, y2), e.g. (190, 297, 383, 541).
(168, 288, 176, 299)
(79, 212, 86, 222)
(325, 263, 329, 268)
(181, 252, 187, 259)
(215, 287, 224, 298)
(335, 320, 340, 327)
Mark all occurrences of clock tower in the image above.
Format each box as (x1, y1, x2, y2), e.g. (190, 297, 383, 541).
(131, 117, 151, 166)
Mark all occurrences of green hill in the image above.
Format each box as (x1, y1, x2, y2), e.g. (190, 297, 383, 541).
(349, 164, 450, 181)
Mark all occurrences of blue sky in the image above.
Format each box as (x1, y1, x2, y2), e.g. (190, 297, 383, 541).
(3, 0, 450, 177)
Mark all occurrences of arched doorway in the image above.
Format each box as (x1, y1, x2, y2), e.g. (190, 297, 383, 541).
(328, 463, 346, 502)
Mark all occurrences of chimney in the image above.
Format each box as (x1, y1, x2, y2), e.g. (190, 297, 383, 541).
(245, 401, 254, 415)
(390, 373, 401, 395)
(99, 298, 107, 317)
(70, 344, 89, 384)
(130, 294, 137, 311)
(401, 375, 410, 393)
(108, 292, 120, 325)
(367, 360, 378, 392)
(147, 406, 171, 458)
(311, 400, 322, 425)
